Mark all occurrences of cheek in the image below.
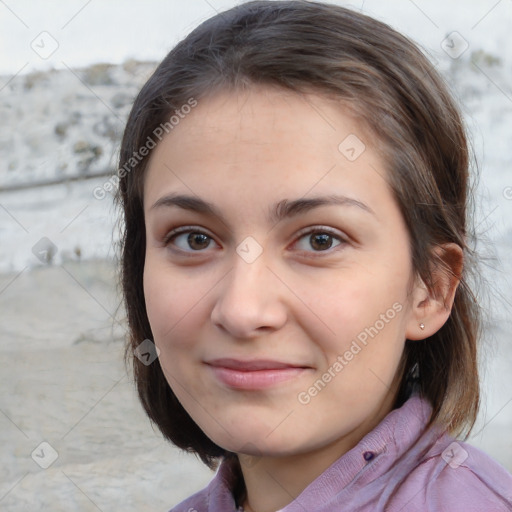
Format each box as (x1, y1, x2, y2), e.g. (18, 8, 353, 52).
(142, 263, 204, 398)
(143, 265, 167, 336)
(143, 259, 190, 344)
(314, 269, 402, 334)
(310, 267, 409, 379)
(142, 255, 218, 363)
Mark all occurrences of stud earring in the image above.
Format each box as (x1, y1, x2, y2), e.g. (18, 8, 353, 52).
(419, 323, 425, 330)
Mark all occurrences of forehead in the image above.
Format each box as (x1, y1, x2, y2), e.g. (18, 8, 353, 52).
(143, 86, 391, 217)
(148, 86, 366, 160)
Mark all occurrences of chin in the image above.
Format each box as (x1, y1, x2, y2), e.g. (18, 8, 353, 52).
(205, 423, 301, 456)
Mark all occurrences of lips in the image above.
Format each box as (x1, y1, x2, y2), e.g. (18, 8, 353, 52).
(206, 358, 307, 371)
(205, 358, 312, 390)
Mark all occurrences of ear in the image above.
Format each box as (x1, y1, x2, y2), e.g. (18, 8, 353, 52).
(405, 243, 463, 341)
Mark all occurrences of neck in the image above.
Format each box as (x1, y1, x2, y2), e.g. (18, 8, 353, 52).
(237, 393, 396, 512)
(238, 436, 356, 512)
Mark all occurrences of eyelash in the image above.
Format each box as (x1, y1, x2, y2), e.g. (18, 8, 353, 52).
(162, 225, 349, 256)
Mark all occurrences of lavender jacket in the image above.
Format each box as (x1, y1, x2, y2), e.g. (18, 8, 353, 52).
(168, 394, 512, 511)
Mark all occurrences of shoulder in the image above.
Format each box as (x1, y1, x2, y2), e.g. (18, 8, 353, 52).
(391, 435, 512, 511)
(167, 486, 209, 512)
(167, 456, 240, 512)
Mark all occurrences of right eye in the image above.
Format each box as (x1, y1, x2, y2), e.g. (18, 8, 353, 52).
(163, 227, 217, 252)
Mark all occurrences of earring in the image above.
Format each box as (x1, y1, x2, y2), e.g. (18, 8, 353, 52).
(419, 323, 425, 330)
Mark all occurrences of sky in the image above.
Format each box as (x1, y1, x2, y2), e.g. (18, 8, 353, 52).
(1, 0, 511, 76)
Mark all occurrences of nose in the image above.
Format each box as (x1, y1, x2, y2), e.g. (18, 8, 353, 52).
(210, 250, 288, 339)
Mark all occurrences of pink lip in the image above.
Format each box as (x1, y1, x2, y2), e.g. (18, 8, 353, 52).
(205, 358, 311, 390)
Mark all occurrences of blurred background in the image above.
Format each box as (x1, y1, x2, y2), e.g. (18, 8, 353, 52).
(1, 0, 511, 510)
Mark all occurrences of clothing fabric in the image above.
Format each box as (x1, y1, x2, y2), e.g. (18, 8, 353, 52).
(168, 394, 512, 511)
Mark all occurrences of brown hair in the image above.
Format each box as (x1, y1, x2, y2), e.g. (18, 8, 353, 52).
(115, 0, 481, 469)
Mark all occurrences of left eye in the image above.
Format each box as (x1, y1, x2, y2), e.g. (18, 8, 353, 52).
(293, 228, 345, 253)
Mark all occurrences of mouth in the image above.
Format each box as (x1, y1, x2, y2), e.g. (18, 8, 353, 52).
(204, 358, 313, 390)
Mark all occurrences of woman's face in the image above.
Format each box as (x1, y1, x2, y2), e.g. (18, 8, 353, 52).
(142, 86, 418, 458)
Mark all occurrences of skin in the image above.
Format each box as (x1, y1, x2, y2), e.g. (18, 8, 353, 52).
(142, 85, 461, 512)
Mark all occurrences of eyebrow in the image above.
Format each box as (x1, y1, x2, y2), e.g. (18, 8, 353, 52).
(149, 193, 375, 225)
